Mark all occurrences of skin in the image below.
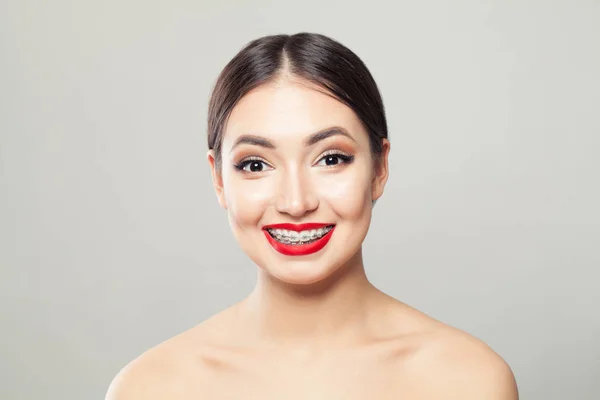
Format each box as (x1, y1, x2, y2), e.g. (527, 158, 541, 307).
(107, 75, 518, 399)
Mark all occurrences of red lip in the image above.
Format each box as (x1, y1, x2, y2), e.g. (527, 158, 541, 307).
(262, 222, 333, 232)
(262, 223, 336, 256)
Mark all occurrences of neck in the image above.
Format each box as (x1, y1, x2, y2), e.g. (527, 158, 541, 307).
(238, 248, 380, 350)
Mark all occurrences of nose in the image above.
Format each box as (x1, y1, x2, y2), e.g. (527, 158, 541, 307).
(275, 166, 319, 218)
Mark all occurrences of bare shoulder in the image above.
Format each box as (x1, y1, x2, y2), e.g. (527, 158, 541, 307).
(105, 307, 238, 400)
(105, 343, 176, 400)
(379, 300, 517, 399)
(408, 321, 518, 399)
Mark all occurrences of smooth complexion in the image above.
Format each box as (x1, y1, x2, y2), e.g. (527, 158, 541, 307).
(106, 76, 518, 400)
(213, 77, 385, 286)
(206, 77, 393, 349)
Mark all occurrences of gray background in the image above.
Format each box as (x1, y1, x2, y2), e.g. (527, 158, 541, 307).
(1, 1, 599, 399)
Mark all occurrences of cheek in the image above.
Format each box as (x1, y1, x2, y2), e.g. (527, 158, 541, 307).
(317, 168, 372, 219)
(223, 174, 273, 228)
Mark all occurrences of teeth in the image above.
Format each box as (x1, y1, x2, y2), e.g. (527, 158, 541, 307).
(267, 225, 333, 245)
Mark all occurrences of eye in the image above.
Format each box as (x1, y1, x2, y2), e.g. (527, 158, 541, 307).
(315, 151, 355, 167)
(234, 157, 273, 173)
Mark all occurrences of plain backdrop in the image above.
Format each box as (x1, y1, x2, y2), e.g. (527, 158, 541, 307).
(1, 1, 599, 399)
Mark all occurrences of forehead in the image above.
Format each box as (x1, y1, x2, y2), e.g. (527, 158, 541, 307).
(223, 80, 368, 147)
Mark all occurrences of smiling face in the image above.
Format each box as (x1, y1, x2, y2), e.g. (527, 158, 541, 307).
(208, 77, 389, 285)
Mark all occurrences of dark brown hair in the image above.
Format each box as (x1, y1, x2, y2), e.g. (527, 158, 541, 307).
(207, 32, 388, 171)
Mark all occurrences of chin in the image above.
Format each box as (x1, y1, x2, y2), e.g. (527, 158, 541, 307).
(264, 259, 345, 286)
(256, 240, 362, 287)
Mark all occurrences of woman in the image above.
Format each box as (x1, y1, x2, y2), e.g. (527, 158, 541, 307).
(108, 33, 518, 399)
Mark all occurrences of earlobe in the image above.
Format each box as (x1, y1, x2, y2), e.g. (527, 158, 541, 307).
(207, 150, 227, 209)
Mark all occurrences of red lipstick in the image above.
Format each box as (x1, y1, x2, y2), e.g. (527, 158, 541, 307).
(262, 223, 335, 256)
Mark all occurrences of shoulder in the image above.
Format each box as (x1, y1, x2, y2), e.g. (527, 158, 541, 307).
(105, 312, 237, 400)
(105, 336, 189, 400)
(105, 348, 169, 400)
(375, 299, 517, 398)
(410, 326, 518, 399)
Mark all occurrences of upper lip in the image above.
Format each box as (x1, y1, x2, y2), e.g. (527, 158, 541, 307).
(262, 222, 334, 232)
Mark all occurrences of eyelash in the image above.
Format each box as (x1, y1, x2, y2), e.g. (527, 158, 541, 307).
(233, 156, 268, 172)
(233, 151, 355, 173)
(316, 150, 355, 167)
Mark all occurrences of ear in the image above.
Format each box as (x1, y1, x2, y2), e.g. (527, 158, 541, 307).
(371, 138, 390, 203)
(207, 150, 227, 209)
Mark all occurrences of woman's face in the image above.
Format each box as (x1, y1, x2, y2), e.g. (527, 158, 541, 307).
(208, 78, 389, 285)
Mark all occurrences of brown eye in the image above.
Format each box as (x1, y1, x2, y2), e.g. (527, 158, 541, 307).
(324, 155, 339, 166)
(234, 158, 273, 173)
(316, 152, 355, 167)
(249, 161, 263, 172)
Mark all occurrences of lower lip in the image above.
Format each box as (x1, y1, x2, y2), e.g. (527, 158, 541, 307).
(263, 227, 335, 256)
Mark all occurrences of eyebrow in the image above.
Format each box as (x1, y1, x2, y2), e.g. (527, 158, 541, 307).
(229, 126, 356, 153)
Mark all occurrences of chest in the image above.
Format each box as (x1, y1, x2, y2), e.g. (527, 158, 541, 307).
(202, 372, 380, 399)
(192, 354, 421, 400)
